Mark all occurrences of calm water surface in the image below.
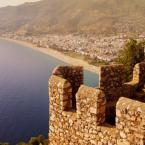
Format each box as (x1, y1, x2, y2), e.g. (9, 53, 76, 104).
(0, 39, 99, 144)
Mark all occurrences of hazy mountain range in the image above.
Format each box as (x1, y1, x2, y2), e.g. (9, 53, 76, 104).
(0, 0, 145, 35)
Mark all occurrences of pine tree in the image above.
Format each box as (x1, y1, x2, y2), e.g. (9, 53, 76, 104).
(116, 39, 145, 81)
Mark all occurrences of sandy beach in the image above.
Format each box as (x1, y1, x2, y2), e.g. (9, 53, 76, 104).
(0, 37, 100, 73)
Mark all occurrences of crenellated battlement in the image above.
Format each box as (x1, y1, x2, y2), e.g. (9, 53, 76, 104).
(48, 63, 145, 145)
(51, 66, 83, 110)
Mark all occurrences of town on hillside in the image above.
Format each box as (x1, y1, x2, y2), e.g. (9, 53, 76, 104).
(1, 33, 145, 63)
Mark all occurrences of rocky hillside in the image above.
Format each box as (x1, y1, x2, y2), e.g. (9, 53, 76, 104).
(0, 0, 145, 35)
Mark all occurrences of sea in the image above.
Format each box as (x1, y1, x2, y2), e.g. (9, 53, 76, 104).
(0, 39, 99, 144)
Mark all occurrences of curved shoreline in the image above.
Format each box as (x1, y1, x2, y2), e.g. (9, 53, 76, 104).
(0, 37, 100, 73)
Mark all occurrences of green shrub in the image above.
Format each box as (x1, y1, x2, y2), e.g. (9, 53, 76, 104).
(0, 143, 9, 145)
(116, 39, 145, 81)
(17, 135, 48, 145)
(16, 142, 27, 145)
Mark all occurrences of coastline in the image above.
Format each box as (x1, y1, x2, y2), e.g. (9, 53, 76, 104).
(0, 37, 100, 73)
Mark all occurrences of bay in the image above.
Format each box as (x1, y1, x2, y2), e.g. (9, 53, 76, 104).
(0, 39, 99, 144)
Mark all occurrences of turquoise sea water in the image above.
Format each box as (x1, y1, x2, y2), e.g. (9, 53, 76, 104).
(0, 39, 99, 144)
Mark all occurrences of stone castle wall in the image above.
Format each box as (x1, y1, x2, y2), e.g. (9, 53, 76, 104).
(48, 62, 145, 145)
(116, 97, 145, 145)
(99, 64, 126, 123)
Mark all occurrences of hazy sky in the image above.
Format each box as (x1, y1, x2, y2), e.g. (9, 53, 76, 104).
(0, 0, 41, 7)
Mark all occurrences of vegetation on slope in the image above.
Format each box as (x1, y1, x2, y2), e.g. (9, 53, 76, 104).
(116, 39, 145, 81)
(0, 135, 48, 145)
(16, 135, 48, 145)
(0, 0, 145, 35)
(0, 143, 9, 145)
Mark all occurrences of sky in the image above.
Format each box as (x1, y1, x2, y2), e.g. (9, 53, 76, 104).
(0, 0, 41, 7)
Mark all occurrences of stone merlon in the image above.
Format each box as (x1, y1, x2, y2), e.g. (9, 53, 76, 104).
(48, 63, 145, 145)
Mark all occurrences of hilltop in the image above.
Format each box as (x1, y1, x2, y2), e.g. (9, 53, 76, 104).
(0, 0, 145, 35)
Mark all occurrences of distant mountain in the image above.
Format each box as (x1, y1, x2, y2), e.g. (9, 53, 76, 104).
(0, 0, 145, 35)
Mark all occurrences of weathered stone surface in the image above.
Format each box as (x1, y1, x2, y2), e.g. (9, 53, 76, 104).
(48, 63, 145, 145)
(99, 64, 126, 124)
(116, 97, 145, 145)
(52, 65, 83, 109)
(99, 64, 126, 91)
(76, 85, 106, 127)
(133, 62, 145, 88)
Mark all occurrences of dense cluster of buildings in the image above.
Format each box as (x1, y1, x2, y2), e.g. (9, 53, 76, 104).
(1, 33, 145, 62)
